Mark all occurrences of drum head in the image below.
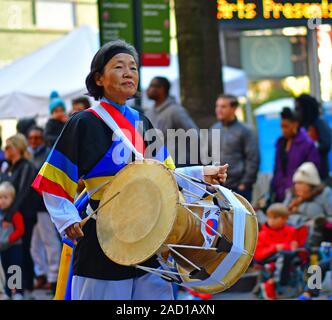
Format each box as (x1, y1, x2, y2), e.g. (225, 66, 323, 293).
(96, 159, 179, 266)
(176, 193, 258, 294)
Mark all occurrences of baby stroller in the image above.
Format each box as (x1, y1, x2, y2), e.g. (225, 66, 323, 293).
(252, 225, 310, 299)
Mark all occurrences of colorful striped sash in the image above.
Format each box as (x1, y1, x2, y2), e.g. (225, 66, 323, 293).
(88, 101, 146, 160)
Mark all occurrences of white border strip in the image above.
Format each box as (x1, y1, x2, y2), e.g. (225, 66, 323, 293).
(181, 185, 246, 288)
(92, 105, 144, 160)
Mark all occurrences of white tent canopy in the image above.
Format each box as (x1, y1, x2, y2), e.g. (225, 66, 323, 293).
(0, 26, 99, 119)
(0, 25, 248, 119)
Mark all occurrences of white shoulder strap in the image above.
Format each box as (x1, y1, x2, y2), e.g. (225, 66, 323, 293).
(91, 105, 144, 160)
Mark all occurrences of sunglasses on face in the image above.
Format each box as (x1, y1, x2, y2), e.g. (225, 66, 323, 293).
(28, 135, 42, 141)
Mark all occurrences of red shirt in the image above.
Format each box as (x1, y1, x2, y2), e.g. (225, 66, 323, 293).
(4, 211, 25, 244)
(254, 223, 297, 262)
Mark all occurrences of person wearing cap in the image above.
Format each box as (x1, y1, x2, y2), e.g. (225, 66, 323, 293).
(254, 203, 300, 300)
(45, 91, 68, 147)
(284, 162, 332, 246)
(32, 40, 228, 300)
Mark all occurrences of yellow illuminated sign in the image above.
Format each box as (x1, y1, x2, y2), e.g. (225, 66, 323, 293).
(217, 0, 257, 19)
(217, 0, 332, 21)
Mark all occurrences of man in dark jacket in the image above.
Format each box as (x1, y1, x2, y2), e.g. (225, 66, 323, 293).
(209, 94, 259, 201)
(146, 77, 199, 167)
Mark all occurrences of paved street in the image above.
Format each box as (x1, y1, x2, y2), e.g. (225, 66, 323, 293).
(20, 287, 331, 300)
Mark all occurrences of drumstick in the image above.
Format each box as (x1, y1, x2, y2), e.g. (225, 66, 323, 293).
(79, 191, 120, 228)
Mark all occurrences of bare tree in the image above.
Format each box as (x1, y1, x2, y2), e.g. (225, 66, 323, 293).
(174, 0, 223, 128)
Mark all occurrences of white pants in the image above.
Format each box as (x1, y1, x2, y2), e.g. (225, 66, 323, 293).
(71, 272, 174, 300)
(30, 212, 62, 283)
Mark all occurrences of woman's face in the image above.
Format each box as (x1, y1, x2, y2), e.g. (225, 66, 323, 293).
(294, 181, 312, 199)
(4, 140, 20, 162)
(95, 53, 139, 103)
(281, 119, 299, 139)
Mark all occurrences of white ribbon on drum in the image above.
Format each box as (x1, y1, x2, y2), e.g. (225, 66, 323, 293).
(181, 185, 247, 289)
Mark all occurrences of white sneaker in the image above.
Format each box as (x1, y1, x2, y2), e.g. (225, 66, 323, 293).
(12, 293, 24, 300)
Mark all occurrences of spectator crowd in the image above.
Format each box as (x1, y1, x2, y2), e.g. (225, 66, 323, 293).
(0, 80, 331, 301)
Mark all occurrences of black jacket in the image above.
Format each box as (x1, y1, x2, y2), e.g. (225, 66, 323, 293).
(45, 118, 66, 147)
(311, 117, 332, 180)
(31, 144, 51, 171)
(31, 145, 51, 212)
(1, 158, 38, 222)
(209, 119, 260, 189)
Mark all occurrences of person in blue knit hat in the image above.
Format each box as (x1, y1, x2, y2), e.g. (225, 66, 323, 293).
(45, 91, 68, 147)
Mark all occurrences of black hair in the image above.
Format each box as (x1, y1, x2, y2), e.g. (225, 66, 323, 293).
(16, 117, 37, 137)
(280, 107, 299, 122)
(85, 40, 139, 101)
(153, 77, 171, 95)
(27, 126, 44, 136)
(295, 94, 321, 128)
(72, 96, 91, 109)
(217, 94, 239, 108)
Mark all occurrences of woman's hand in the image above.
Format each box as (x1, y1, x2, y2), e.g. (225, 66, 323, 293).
(203, 164, 229, 185)
(65, 222, 84, 242)
(288, 197, 302, 212)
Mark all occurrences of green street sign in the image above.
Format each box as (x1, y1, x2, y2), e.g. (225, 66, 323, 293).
(98, 0, 135, 46)
(140, 0, 170, 66)
(98, 0, 170, 66)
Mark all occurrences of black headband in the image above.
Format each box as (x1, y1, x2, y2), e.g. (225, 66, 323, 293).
(102, 47, 136, 69)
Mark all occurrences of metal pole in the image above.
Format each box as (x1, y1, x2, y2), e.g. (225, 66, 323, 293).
(307, 28, 321, 102)
(245, 98, 253, 127)
(133, 0, 142, 111)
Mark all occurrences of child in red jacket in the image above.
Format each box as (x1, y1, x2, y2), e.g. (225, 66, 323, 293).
(255, 203, 300, 300)
(0, 181, 25, 300)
